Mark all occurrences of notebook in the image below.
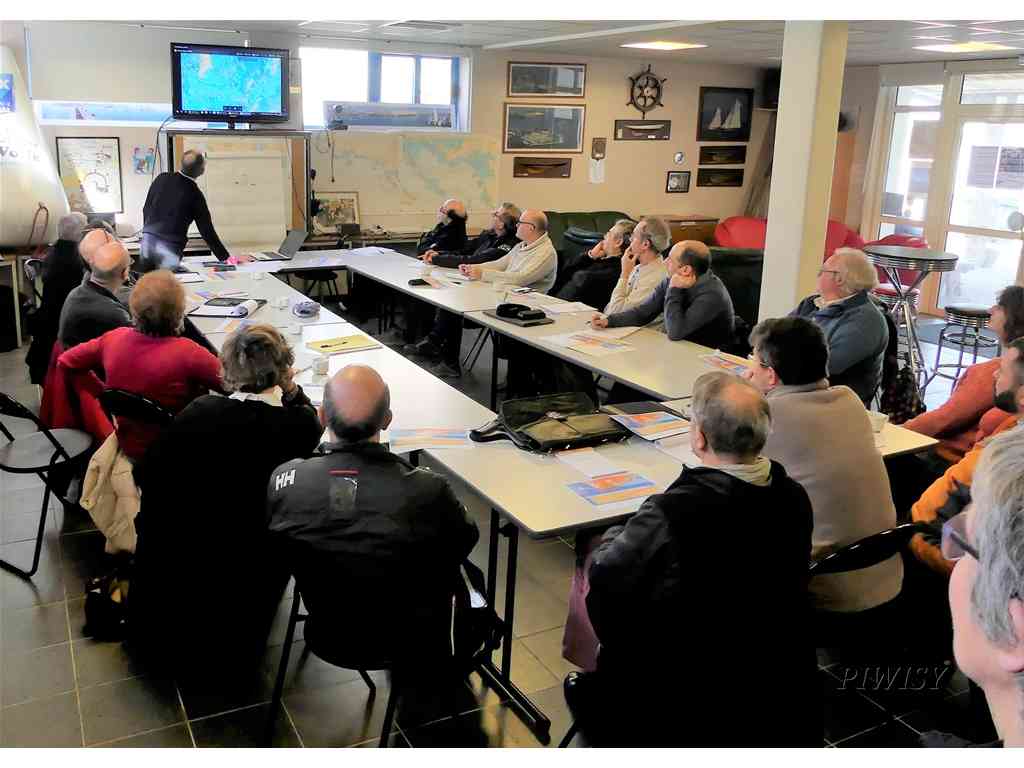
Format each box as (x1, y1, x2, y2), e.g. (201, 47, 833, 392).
(187, 297, 267, 318)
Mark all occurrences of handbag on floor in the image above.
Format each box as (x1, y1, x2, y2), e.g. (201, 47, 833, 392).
(469, 392, 629, 453)
(83, 564, 131, 641)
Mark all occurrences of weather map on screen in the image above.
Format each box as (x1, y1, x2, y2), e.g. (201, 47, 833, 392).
(181, 52, 281, 115)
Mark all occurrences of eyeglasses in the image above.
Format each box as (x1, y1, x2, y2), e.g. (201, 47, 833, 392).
(747, 352, 771, 370)
(516, 220, 536, 228)
(941, 512, 979, 562)
(817, 268, 841, 278)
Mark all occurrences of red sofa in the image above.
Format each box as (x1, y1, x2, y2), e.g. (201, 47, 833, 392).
(713, 216, 866, 259)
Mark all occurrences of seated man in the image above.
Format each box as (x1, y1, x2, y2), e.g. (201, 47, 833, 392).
(910, 337, 1024, 577)
(591, 239, 734, 346)
(939, 427, 1024, 748)
(747, 316, 902, 614)
(406, 209, 557, 379)
(555, 218, 640, 310)
(602, 218, 668, 315)
(266, 364, 479, 665)
(417, 198, 468, 256)
(422, 202, 520, 268)
(789, 248, 888, 406)
(567, 373, 818, 746)
(58, 241, 132, 349)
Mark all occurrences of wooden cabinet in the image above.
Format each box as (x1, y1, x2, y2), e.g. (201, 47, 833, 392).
(648, 215, 719, 245)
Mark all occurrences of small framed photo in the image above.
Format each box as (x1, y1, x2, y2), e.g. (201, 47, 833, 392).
(507, 62, 586, 98)
(666, 171, 691, 193)
(313, 191, 360, 234)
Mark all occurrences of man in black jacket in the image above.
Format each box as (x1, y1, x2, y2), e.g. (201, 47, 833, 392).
(565, 372, 820, 746)
(139, 150, 249, 271)
(421, 203, 520, 268)
(266, 364, 479, 665)
(416, 198, 468, 256)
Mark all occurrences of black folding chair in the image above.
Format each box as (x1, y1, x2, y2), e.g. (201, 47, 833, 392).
(0, 393, 92, 579)
(809, 521, 930, 578)
(99, 389, 174, 428)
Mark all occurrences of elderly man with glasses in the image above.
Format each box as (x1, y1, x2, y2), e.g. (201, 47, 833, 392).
(789, 248, 889, 406)
(930, 426, 1024, 747)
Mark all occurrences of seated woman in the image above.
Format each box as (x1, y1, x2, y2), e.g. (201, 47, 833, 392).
(57, 269, 222, 461)
(129, 325, 323, 677)
(904, 285, 1024, 463)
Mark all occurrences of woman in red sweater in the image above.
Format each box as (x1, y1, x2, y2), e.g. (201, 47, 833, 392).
(905, 285, 1024, 462)
(59, 270, 222, 460)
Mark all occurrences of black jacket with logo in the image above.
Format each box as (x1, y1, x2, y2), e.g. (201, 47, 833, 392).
(416, 213, 468, 256)
(430, 229, 520, 269)
(266, 441, 479, 664)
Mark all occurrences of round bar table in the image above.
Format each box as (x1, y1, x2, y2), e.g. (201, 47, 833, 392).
(863, 245, 959, 384)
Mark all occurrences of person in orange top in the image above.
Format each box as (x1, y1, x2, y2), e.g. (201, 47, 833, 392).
(910, 338, 1024, 575)
(905, 286, 1024, 462)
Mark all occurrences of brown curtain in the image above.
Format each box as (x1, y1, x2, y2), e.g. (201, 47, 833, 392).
(744, 111, 777, 219)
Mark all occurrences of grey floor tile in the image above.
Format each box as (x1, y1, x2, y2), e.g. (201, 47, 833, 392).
(67, 597, 88, 640)
(284, 674, 396, 748)
(834, 719, 922, 747)
(176, 667, 275, 721)
(190, 702, 301, 748)
(73, 638, 147, 689)
(2, 600, 70, 653)
(260, 640, 363, 695)
(520, 627, 579, 680)
(2, 641, 75, 706)
(101, 723, 194, 748)
(78, 676, 184, 746)
(470, 640, 559, 706)
(1, 691, 82, 747)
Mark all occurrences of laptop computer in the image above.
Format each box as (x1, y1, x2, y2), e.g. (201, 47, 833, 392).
(253, 229, 308, 261)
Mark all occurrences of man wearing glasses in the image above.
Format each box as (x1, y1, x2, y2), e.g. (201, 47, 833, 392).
(936, 427, 1024, 747)
(420, 203, 520, 269)
(909, 338, 1024, 577)
(789, 248, 888, 407)
(416, 198, 468, 257)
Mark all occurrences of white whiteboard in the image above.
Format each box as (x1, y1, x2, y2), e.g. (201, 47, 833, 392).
(180, 136, 293, 247)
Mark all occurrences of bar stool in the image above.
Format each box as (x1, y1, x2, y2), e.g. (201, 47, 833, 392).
(924, 305, 1000, 392)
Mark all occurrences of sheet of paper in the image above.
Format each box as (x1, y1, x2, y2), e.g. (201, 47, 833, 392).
(541, 301, 595, 315)
(701, 353, 751, 376)
(555, 447, 625, 478)
(388, 428, 472, 454)
(543, 331, 634, 358)
(610, 412, 690, 441)
(566, 472, 658, 511)
(585, 325, 641, 340)
(174, 271, 205, 284)
(302, 385, 324, 406)
(655, 433, 702, 467)
(212, 318, 255, 334)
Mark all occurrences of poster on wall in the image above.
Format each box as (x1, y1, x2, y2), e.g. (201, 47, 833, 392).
(504, 104, 585, 153)
(132, 146, 155, 175)
(55, 136, 123, 214)
(0, 74, 13, 114)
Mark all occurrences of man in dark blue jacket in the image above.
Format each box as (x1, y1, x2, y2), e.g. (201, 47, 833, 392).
(421, 203, 520, 269)
(790, 247, 888, 406)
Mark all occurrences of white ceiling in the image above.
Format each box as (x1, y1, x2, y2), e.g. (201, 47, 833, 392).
(120, 20, 1024, 66)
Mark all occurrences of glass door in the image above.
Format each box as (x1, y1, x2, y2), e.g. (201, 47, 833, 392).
(936, 119, 1024, 309)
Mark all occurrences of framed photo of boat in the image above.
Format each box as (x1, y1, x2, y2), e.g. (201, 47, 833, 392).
(697, 168, 745, 187)
(507, 63, 586, 98)
(504, 104, 586, 153)
(699, 145, 747, 165)
(665, 171, 690, 193)
(697, 87, 754, 142)
(614, 119, 671, 141)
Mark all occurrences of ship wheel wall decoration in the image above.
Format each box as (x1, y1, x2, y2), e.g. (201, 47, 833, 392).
(628, 64, 667, 117)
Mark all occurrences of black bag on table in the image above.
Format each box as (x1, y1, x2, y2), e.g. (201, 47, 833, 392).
(469, 392, 629, 453)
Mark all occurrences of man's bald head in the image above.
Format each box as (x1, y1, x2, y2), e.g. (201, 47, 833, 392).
(443, 199, 466, 219)
(516, 209, 547, 244)
(690, 372, 772, 462)
(90, 242, 131, 286)
(79, 229, 114, 267)
(181, 150, 206, 179)
(322, 365, 393, 443)
(669, 239, 712, 277)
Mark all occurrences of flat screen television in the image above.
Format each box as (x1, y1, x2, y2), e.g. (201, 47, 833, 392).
(171, 42, 289, 123)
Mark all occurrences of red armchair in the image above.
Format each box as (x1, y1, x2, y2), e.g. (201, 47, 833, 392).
(713, 216, 865, 259)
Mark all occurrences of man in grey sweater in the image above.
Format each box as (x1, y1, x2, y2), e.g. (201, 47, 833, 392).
(590, 240, 735, 349)
(58, 241, 133, 349)
(746, 316, 902, 614)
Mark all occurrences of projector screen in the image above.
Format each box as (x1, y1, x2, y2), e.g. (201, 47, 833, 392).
(171, 42, 289, 123)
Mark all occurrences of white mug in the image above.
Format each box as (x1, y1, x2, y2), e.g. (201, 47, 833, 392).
(289, 324, 302, 336)
(313, 356, 329, 375)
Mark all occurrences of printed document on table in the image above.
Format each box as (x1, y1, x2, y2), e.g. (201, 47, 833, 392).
(566, 472, 658, 512)
(655, 433, 703, 467)
(388, 428, 472, 454)
(541, 301, 594, 315)
(701, 352, 751, 376)
(584, 325, 641, 340)
(543, 331, 634, 357)
(555, 447, 625, 478)
(610, 412, 690, 441)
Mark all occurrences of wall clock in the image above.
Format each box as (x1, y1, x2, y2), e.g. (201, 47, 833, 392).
(628, 65, 667, 117)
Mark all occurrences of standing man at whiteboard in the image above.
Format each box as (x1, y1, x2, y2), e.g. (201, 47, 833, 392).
(138, 150, 252, 272)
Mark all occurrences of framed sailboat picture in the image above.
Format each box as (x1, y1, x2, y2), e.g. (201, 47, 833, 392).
(697, 87, 754, 142)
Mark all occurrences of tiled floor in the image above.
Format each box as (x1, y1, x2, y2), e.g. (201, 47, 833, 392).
(0, 297, 998, 748)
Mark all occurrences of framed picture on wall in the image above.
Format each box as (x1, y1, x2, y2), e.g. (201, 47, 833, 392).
(55, 136, 124, 214)
(697, 168, 745, 187)
(666, 171, 691, 193)
(507, 63, 586, 98)
(313, 191, 360, 234)
(698, 145, 747, 165)
(696, 87, 755, 142)
(503, 104, 586, 153)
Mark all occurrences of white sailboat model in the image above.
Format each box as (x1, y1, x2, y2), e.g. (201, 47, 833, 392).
(722, 99, 743, 130)
(708, 108, 723, 130)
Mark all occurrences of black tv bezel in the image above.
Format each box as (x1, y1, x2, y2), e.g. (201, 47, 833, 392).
(171, 42, 290, 124)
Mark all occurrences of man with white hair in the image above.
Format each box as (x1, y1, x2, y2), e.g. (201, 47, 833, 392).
(790, 247, 889, 406)
(565, 372, 819, 746)
(939, 427, 1024, 746)
(416, 198, 468, 256)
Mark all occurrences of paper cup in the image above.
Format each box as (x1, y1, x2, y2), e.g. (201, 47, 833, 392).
(289, 324, 302, 336)
(313, 356, 329, 375)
